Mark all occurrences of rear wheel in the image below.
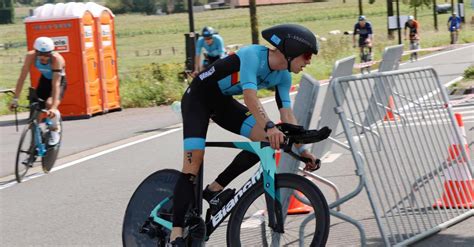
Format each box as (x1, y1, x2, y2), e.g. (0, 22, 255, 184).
(123, 169, 181, 247)
(15, 123, 36, 183)
(42, 117, 63, 173)
(227, 173, 330, 247)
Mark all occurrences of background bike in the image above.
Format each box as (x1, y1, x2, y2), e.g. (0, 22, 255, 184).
(359, 44, 373, 74)
(123, 123, 332, 246)
(15, 87, 62, 183)
(450, 28, 459, 44)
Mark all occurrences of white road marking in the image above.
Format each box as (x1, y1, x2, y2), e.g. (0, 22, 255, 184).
(322, 153, 342, 163)
(241, 210, 266, 228)
(0, 128, 181, 190)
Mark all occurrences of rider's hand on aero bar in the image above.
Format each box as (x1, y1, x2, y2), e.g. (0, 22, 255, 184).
(273, 123, 332, 171)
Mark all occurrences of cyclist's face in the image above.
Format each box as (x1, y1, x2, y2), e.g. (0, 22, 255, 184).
(204, 37, 213, 45)
(36, 51, 52, 63)
(359, 20, 366, 26)
(290, 52, 312, 73)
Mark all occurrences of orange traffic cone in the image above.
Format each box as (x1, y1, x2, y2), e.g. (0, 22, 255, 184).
(433, 164, 474, 209)
(434, 113, 474, 209)
(383, 96, 398, 121)
(275, 150, 313, 214)
(287, 192, 313, 215)
(447, 113, 471, 162)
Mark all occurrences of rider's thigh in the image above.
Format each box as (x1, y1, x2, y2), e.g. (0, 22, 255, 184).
(182, 150, 205, 175)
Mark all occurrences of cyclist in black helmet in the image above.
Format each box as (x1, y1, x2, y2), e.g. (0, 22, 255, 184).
(193, 26, 226, 76)
(353, 15, 374, 61)
(169, 24, 320, 246)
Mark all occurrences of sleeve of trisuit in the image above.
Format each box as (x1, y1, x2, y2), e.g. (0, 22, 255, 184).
(236, 48, 259, 91)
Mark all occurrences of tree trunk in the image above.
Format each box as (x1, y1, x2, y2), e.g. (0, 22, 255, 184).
(249, 0, 259, 44)
(167, 0, 175, 14)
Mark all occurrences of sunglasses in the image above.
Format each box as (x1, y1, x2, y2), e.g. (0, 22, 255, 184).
(204, 37, 213, 41)
(36, 51, 52, 57)
(303, 52, 312, 60)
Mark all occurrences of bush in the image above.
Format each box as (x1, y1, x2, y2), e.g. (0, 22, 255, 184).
(120, 63, 187, 108)
(464, 66, 474, 79)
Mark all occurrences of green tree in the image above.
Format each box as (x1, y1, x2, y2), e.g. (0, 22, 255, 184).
(402, 0, 431, 18)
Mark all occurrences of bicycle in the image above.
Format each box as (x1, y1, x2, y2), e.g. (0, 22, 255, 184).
(359, 44, 372, 74)
(122, 123, 332, 246)
(449, 27, 459, 45)
(15, 87, 62, 183)
(408, 38, 420, 62)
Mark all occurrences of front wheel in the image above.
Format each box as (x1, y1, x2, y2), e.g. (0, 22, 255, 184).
(15, 123, 36, 183)
(227, 173, 330, 247)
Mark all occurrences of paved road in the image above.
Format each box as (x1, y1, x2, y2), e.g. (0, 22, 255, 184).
(0, 44, 472, 246)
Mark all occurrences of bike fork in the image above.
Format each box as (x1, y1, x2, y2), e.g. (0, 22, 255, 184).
(34, 124, 46, 157)
(265, 192, 285, 233)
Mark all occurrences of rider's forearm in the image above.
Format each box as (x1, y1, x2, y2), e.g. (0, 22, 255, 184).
(51, 75, 61, 108)
(15, 66, 29, 98)
(243, 89, 271, 129)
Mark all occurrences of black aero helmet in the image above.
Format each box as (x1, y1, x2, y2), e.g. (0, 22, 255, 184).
(202, 26, 215, 38)
(262, 24, 318, 65)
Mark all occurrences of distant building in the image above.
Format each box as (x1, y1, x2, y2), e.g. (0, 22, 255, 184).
(229, 0, 313, 7)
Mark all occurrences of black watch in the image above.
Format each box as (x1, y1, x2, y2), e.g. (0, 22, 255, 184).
(264, 121, 275, 132)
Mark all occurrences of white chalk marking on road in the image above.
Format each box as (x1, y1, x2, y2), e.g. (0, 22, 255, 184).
(322, 153, 342, 163)
(241, 210, 266, 229)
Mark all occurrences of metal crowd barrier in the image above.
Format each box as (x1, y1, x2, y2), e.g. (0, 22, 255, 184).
(331, 67, 473, 246)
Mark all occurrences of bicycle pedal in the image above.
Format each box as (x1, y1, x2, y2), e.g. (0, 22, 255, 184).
(140, 217, 167, 239)
(186, 216, 206, 240)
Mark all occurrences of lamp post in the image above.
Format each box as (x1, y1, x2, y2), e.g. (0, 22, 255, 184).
(187, 0, 195, 33)
(396, 0, 401, 44)
(185, 0, 196, 72)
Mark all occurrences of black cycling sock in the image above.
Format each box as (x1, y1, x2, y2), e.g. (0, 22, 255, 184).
(172, 173, 196, 227)
(215, 150, 260, 188)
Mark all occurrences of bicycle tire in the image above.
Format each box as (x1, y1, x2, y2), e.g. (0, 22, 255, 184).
(123, 169, 181, 247)
(15, 123, 36, 183)
(226, 173, 330, 247)
(42, 117, 63, 173)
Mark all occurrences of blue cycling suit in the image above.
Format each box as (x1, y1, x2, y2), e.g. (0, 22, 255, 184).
(34, 54, 67, 101)
(448, 16, 461, 32)
(195, 34, 225, 58)
(182, 45, 292, 151)
(353, 22, 373, 47)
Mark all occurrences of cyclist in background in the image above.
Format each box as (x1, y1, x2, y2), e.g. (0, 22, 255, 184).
(404, 15, 420, 61)
(353, 15, 373, 62)
(9, 37, 66, 146)
(447, 12, 462, 44)
(169, 24, 320, 246)
(193, 26, 225, 76)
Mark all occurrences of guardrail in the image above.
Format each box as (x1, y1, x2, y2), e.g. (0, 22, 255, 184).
(331, 67, 473, 246)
